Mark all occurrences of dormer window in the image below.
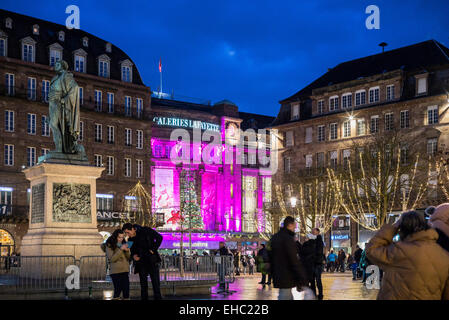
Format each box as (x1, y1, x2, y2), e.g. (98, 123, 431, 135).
(98, 54, 110, 78)
(82, 37, 89, 47)
(0, 30, 7, 57)
(416, 74, 428, 95)
(105, 42, 112, 53)
(21, 37, 36, 62)
(58, 31, 65, 42)
(32, 24, 39, 35)
(5, 18, 12, 29)
(48, 43, 63, 67)
(120, 59, 133, 82)
(291, 103, 299, 120)
(73, 49, 87, 73)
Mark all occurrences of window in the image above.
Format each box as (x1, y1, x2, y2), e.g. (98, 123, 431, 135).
(305, 127, 312, 143)
(5, 18, 12, 29)
(417, 77, 427, 95)
(165, 145, 171, 158)
(106, 156, 114, 175)
(0, 37, 6, 57)
(79, 87, 83, 105)
(95, 90, 102, 111)
(154, 144, 162, 157)
(317, 125, 325, 142)
(400, 110, 410, 129)
(75, 55, 85, 72)
(22, 42, 34, 62)
(357, 119, 366, 136)
(291, 103, 300, 120)
(343, 149, 351, 169)
(125, 158, 132, 177)
(370, 115, 379, 133)
(355, 90, 366, 106)
(286, 131, 294, 147)
(41, 148, 49, 157)
(42, 80, 50, 102)
(136, 130, 143, 149)
(27, 113, 36, 135)
(284, 157, 291, 173)
(125, 128, 132, 146)
(330, 123, 338, 140)
(105, 42, 112, 53)
(32, 24, 39, 35)
(96, 194, 113, 211)
(5, 110, 14, 132)
(122, 65, 131, 82)
(385, 113, 394, 131)
(386, 85, 395, 101)
(27, 77, 36, 100)
(4, 145, 13, 166)
(5, 73, 14, 96)
(343, 121, 351, 138)
(27, 147, 36, 167)
(342, 93, 352, 109)
(330, 151, 337, 168)
(58, 31, 65, 42)
(94, 154, 102, 167)
(303, 154, 312, 170)
(317, 100, 324, 114)
(125, 96, 132, 116)
(400, 145, 408, 165)
(107, 92, 114, 113)
(369, 87, 380, 103)
(427, 138, 438, 156)
(428, 105, 439, 125)
(329, 96, 339, 111)
(136, 159, 143, 178)
(107, 126, 115, 144)
(317, 152, 324, 168)
(82, 37, 89, 47)
(95, 124, 102, 142)
(98, 58, 109, 78)
(136, 98, 143, 118)
(49, 48, 62, 67)
(79, 121, 84, 141)
(42, 115, 50, 136)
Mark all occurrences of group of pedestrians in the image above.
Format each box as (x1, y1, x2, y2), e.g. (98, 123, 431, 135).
(100, 223, 163, 300)
(233, 251, 256, 275)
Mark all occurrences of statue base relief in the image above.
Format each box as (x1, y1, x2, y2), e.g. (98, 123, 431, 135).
(21, 162, 105, 259)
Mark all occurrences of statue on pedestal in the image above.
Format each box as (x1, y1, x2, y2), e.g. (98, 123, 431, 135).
(42, 60, 87, 163)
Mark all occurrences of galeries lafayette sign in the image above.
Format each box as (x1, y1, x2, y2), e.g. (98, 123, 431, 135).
(152, 117, 220, 132)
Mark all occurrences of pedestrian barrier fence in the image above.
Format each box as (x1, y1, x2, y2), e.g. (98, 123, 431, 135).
(0, 255, 234, 293)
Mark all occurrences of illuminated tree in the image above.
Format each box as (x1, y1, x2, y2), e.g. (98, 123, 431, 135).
(121, 181, 155, 227)
(327, 131, 429, 231)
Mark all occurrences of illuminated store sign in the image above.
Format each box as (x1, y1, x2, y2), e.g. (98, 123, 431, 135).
(153, 117, 220, 132)
(331, 234, 349, 240)
(160, 240, 221, 250)
(97, 211, 129, 221)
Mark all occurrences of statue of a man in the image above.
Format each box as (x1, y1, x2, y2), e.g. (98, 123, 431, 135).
(48, 60, 83, 154)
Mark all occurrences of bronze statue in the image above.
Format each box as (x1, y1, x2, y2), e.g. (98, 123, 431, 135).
(48, 60, 84, 155)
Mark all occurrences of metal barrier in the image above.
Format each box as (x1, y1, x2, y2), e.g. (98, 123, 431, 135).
(0, 254, 234, 294)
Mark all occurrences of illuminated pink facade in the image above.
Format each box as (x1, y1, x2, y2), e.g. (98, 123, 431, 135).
(151, 98, 274, 249)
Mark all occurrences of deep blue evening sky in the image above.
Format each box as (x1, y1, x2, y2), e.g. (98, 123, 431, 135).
(2, 1, 449, 116)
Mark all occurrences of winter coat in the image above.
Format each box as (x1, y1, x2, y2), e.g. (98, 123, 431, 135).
(269, 227, 308, 289)
(128, 226, 163, 274)
(353, 248, 362, 263)
(105, 244, 131, 274)
(314, 235, 325, 265)
(257, 247, 271, 274)
(298, 239, 316, 280)
(429, 205, 449, 253)
(366, 224, 449, 300)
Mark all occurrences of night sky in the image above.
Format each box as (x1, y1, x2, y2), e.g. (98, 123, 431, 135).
(2, 0, 449, 116)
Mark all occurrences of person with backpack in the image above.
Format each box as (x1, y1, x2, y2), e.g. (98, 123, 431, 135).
(100, 229, 131, 300)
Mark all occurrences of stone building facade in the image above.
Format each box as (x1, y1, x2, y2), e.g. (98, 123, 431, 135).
(271, 40, 449, 252)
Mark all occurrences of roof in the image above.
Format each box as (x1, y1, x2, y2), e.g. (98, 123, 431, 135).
(0, 9, 145, 85)
(239, 112, 275, 130)
(281, 40, 449, 104)
(151, 97, 213, 113)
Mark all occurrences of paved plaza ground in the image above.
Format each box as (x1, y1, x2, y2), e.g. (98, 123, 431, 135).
(158, 271, 379, 300)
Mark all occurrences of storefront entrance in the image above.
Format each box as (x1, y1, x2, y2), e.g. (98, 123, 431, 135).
(0, 229, 15, 256)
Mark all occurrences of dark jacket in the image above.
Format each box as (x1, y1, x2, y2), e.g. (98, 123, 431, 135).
(298, 239, 316, 281)
(354, 248, 363, 263)
(269, 227, 308, 289)
(218, 246, 232, 256)
(314, 235, 325, 265)
(436, 228, 449, 253)
(129, 226, 163, 274)
(257, 247, 271, 274)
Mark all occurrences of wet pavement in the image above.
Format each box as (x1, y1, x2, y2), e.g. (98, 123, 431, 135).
(162, 271, 379, 300)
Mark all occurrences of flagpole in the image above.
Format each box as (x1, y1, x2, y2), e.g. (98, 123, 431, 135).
(159, 58, 162, 97)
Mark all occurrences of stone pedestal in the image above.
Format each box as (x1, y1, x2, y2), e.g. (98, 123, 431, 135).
(21, 163, 105, 259)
